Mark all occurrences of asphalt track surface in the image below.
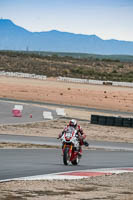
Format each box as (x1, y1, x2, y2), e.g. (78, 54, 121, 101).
(0, 135, 133, 151)
(0, 99, 133, 181)
(0, 100, 58, 124)
(0, 149, 133, 181)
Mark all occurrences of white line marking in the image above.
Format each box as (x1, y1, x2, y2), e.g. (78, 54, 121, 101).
(0, 167, 133, 182)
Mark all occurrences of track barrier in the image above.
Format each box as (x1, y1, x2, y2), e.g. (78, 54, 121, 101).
(12, 104, 23, 117)
(43, 111, 53, 120)
(91, 114, 133, 128)
(0, 71, 47, 80)
(56, 108, 66, 116)
(14, 105, 23, 111)
(57, 76, 133, 88)
(12, 109, 22, 117)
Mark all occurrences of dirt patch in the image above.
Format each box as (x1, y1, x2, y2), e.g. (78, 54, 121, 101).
(0, 76, 133, 112)
(0, 173, 133, 200)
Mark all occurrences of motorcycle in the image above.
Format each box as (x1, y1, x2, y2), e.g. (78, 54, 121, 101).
(59, 126, 81, 165)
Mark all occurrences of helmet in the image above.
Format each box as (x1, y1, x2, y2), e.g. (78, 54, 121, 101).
(69, 119, 77, 128)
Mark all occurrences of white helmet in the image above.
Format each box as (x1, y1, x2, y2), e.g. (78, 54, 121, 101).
(69, 119, 77, 128)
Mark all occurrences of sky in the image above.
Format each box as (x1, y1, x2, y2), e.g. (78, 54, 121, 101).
(0, 0, 133, 41)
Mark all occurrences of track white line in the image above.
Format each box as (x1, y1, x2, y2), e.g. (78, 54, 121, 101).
(0, 167, 133, 182)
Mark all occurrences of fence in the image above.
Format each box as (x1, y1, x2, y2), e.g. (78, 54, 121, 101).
(0, 71, 47, 80)
(57, 76, 133, 88)
(1, 72, 133, 87)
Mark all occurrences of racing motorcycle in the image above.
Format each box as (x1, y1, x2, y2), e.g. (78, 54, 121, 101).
(59, 126, 81, 165)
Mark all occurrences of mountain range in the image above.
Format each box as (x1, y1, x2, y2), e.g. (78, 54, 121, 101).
(0, 19, 133, 55)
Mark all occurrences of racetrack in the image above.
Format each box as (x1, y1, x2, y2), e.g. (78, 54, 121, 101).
(0, 134, 133, 151)
(0, 76, 133, 200)
(0, 148, 133, 181)
(0, 100, 58, 124)
(0, 100, 133, 182)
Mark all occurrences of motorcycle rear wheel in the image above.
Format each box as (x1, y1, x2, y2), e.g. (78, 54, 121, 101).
(71, 156, 79, 165)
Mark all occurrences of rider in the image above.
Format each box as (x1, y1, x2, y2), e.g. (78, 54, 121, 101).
(58, 119, 89, 156)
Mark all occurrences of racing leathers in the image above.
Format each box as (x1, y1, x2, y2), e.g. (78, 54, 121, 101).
(58, 123, 89, 156)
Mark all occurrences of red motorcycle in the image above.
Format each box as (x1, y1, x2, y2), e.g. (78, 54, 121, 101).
(60, 126, 81, 165)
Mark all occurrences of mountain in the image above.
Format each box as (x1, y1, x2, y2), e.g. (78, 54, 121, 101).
(0, 19, 133, 55)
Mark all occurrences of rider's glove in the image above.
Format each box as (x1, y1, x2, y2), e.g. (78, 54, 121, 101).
(83, 141, 89, 147)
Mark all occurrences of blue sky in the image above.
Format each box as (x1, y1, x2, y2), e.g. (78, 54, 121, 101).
(0, 0, 133, 41)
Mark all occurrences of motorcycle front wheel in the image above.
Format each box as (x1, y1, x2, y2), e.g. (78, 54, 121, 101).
(63, 147, 71, 165)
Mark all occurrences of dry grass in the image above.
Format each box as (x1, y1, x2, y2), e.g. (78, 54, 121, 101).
(0, 51, 133, 81)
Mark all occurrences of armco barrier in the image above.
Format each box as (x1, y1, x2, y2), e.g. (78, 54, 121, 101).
(57, 76, 88, 83)
(0, 71, 47, 80)
(91, 114, 133, 128)
(57, 77, 133, 88)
